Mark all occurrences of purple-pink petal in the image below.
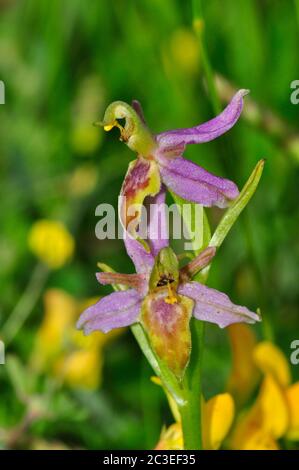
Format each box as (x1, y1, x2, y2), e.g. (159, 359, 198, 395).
(131, 99, 147, 125)
(124, 233, 155, 274)
(178, 281, 260, 328)
(156, 89, 248, 150)
(76, 289, 141, 334)
(157, 155, 239, 208)
(146, 186, 169, 257)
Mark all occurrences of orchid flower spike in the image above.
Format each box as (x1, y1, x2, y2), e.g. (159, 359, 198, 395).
(99, 91, 248, 237)
(77, 191, 260, 380)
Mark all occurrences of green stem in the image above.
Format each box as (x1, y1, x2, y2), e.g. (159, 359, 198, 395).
(170, 193, 207, 448)
(2, 263, 49, 346)
(192, 0, 221, 114)
(179, 320, 204, 450)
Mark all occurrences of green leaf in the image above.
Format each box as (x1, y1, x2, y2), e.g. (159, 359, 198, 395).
(5, 355, 35, 401)
(169, 191, 211, 255)
(209, 159, 265, 249)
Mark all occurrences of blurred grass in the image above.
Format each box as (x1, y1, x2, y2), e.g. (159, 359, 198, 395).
(0, 0, 299, 449)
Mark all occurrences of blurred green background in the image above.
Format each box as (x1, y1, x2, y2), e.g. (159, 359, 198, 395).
(0, 0, 299, 449)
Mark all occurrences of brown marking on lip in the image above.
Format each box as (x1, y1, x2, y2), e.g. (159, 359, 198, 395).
(122, 159, 151, 200)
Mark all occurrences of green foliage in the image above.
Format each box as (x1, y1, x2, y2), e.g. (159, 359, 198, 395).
(0, 0, 298, 450)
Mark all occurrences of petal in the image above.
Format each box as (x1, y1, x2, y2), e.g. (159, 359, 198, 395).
(141, 290, 193, 379)
(119, 157, 161, 236)
(178, 281, 260, 328)
(155, 423, 183, 451)
(227, 324, 260, 406)
(123, 187, 168, 273)
(156, 89, 248, 150)
(180, 246, 216, 282)
(202, 393, 235, 450)
(96, 271, 148, 295)
(146, 186, 169, 257)
(131, 99, 147, 125)
(230, 374, 289, 449)
(124, 233, 154, 274)
(253, 341, 291, 388)
(77, 289, 141, 334)
(255, 374, 289, 439)
(157, 155, 239, 208)
(285, 382, 299, 441)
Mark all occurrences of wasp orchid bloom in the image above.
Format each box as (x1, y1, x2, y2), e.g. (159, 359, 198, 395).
(77, 192, 259, 379)
(99, 90, 248, 237)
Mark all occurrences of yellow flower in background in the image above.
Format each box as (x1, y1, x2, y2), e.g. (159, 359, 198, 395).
(285, 383, 299, 441)
(68, 164, 98, 198)
(31, 289, 123, 390)
(153, 377, 234, 450)
(227, 324, 260, 406)
(155, 423, 183, 450)
(71, 75, 104, 155)
(155, 394, 234, 450)
(28, 220, 74, 269)
(202, 393, 235, 450)
(54, 349, 101, 390)
(228, 328, 299, 449)
(253, 341, 291, 387)
(230, 374, 288, 450)
(71, 125, 101, 155)
(155, 328, 299, 451)
(31, 289, 76, 367)
(169, 29, 200, 75)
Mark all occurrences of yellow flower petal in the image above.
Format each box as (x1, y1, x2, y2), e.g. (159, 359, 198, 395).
(227, 324, 259, 405)
(285, 382, 299, 441)
(231, 374, 289, 449)
(28, 220, 74, 269)
(258, 374, 289, 439)
(253, 341, 291, 387)
(202, 393, 235, 450)
(31, 289, 77, 369)
(240, 430, 279, 450)
(57, 349, 102, 390)
(155, 423, 183, 450)
(230, 402, 279, 450)
(169, 29, 200, 75)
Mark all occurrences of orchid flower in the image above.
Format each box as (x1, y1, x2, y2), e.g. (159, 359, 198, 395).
(77, 190, 259, 379)
(98, 90, 248, 237)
